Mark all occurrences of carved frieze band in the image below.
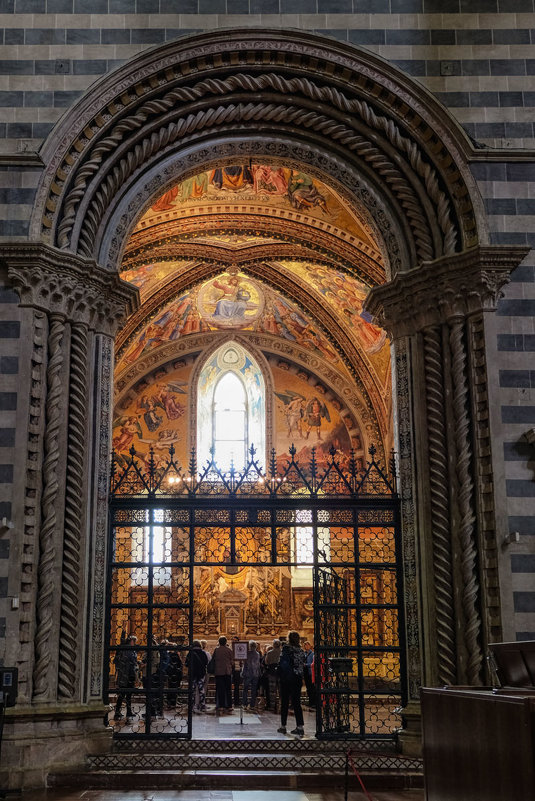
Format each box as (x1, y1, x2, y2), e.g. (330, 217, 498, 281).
(3, 244, 138, 335)
(468, 314, 502, 647)
(32, 314, 65, 701)
(422, 325, 456, 686)
(393, 340, 421, 699)
(58, 322, 89, 700)
(365, 246, 531, 338)
(89, 335, 113, 698)
(18, 311, 47, 703)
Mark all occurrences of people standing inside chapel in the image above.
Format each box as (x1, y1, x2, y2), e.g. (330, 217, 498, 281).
(186, 640, 209, 712)
(303, 640, 316, 707)
(213, 635, 234, 713)
(113, 634, 138, 722)
(265, 638, 281, 711)
(277, 630, 306, 736)
(166, 634, 184, 708)
(241, 640, 261, 710)
(200, 639, 212, 706)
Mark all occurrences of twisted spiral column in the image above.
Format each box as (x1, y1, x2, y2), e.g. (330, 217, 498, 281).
(33, 314, 65, 701)
(58, 322, 89, 699)
(449, 318, 483, 685)
(422, 326, 457, 685)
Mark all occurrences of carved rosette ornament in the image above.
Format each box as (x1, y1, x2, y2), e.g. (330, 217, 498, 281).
(3, 243, 138, 703)
(366, 245, 530, 686)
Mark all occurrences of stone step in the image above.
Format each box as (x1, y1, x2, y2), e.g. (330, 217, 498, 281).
(49, 768, 424, 791)
(88, 749, 422, 773)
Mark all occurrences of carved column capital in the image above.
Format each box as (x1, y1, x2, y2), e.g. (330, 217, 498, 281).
(1, 243, 139, 335)
(365, 245, 530, 338)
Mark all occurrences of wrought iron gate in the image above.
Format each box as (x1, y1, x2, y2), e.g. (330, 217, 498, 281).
(105, 445, 405, 739)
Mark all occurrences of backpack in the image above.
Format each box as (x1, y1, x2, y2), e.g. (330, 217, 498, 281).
(278, 647, 293, 681)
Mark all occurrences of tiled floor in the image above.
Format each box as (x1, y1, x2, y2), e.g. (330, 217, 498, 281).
(20, 792, 425, 801)
(110, 703, 320, 739)
(110, 701, 396, 740)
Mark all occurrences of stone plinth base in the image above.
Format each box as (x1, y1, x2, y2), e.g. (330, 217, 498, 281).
(397, 700, 422, 757)
(0, 704, 112, 790)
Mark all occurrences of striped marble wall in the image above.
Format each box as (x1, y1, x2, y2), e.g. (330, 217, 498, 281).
(0, 3, 533, 646)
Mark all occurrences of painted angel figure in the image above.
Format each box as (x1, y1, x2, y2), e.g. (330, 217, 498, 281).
(276, 390, 306, 438)
(304, 396, 331, 441)
(112, 415, 143, 451)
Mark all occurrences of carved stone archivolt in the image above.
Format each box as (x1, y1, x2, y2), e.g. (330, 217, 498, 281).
(30, 30, 483, 272)
(367, 244, 530, 686)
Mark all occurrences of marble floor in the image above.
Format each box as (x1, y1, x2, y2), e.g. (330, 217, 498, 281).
(110, 702, 320, 739)
(20, 792, 425, 801)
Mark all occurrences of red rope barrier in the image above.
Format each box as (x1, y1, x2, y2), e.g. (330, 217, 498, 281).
(347, 749, 375, 801)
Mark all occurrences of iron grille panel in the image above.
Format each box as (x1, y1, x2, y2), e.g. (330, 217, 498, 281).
(106, 445, 405, 741)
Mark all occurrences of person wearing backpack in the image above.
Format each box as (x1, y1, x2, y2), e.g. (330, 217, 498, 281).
(277, 630, 306, 736)
(186, 639, 209, 712)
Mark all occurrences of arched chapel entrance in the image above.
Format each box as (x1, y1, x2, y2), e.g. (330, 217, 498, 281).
(1, 27, 529, 787)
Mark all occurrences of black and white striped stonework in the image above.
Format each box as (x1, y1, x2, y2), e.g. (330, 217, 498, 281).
(0, 285, 20, 642)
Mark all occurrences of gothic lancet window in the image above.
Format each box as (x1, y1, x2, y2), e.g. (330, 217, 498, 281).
(197, 342, 265, 471)
(213, 371, 247, 470)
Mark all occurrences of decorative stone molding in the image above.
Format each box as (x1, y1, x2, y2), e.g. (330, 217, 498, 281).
(365, 246, 530, 336)
(88, 334, 114, 700)
(32, 314, 65, 702)
(421, 325, 456, 686)
(18, 311, 47, 704)
(30, 30, 484, 271)
(366, 244, 529, 688)
(58, 321, 89, 700)
(1, 243, 139, 335)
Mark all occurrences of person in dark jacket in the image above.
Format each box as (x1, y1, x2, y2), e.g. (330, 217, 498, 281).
(166, 634, 184, 707)
(277, 630, 306, 736)
(114, 634, 138, 722)
(186, 639, 209, 712)
(213, 635, 234, 713)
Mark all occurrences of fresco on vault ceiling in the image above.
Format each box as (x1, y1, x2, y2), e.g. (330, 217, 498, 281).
(117, 272, 345, 374)
(139, 165, 370, 242)
(197, 273, 264, 329)
(273, 366, 361, 470)
(111, 362, 361, 472)
(113, 362, 191, 468)
(120, 262, 186, 301)
(281, 261, 391, 388)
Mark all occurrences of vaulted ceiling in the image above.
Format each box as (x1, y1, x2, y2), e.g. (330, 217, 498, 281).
(116, 163, 392, 448)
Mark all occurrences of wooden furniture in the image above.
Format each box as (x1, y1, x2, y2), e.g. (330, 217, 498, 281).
(422, 641, 535, 801)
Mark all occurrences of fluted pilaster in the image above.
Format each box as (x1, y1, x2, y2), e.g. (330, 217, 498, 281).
(422, 325, 456, 685)
(58, 322, 89, 700)
(32, 314, 65, 701)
